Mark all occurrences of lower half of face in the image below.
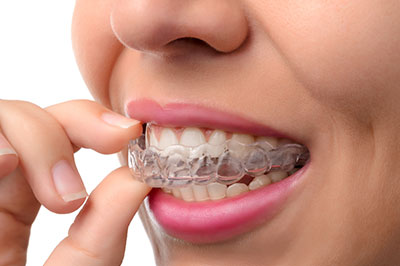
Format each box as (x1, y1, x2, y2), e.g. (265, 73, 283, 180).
(72, 0, 400, 265)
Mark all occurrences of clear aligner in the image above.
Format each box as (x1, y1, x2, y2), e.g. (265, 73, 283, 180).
(128, 126, 310, 188)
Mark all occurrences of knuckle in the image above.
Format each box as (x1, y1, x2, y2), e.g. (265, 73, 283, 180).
(0, 99, 40, 112)
(63, 236, 102, 262)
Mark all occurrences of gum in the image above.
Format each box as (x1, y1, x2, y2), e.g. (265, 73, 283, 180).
(128, 126, 310, 188)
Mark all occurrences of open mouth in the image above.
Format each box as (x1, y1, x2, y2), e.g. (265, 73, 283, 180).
(126, 99, 311, 243)
(129, 123, 309, 202)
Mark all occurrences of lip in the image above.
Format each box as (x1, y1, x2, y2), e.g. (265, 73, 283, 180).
(126, 98, 291, 138)
(147, 164, 309, 243)
(126, 98, 310, 243)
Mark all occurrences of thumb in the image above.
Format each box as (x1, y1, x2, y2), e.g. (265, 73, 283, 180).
(45, 167, 151, 266)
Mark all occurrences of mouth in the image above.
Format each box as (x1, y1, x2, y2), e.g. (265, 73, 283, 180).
(126, 99, 311, 243)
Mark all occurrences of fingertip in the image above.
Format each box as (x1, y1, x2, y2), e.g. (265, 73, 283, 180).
(32, 159, 88, 215)
(47, 100, 143, 155)
(45, 159, 88, 214)
(0, 153, 18, 178)
(101, 112, 141, 129)
(46, 197, 87, 214)
(91, 122, 143, 154)
(0, 132, 19, 178)
(106, 166, 152, 196)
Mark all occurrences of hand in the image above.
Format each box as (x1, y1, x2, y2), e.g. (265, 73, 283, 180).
(45, 167, 151, 266)
(0, 99, 145, 265)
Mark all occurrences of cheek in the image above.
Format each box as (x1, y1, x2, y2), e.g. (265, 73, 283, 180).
(72, 0, 123, 107)
(255, 0, 400, 117)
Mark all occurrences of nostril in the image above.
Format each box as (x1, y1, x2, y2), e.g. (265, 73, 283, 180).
(168, 37, 208, 46)
(166, 37, 216, 53)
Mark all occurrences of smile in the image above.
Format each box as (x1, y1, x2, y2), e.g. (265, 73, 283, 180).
(126, 99, 311, 243)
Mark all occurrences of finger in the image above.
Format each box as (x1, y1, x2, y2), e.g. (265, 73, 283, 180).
(45, 167, 151, 266)
(0, 100, 141, 214)
(0, 100, 87, 213)
(46, 100, 142, 154)
(0, 131, 18, 178)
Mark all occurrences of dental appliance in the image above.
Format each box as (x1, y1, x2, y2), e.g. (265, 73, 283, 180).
(128, 123, 310, 188)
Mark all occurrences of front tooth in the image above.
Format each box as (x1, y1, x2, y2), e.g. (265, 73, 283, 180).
(268, 171, 288, 183)
(256, 136, 278, 149)
(208, 130, 226, 157)
(180, 127, 206, 147)
(180, 187, 195, 202)
(209, 130, 227, 145)
(248, 175, 272, 190)
(206, 183, 227, 200)
(231, 133, 255, 144)
(159, 128, 179, 149)
(230, 133, 255, 156)
(226, 183, 249, 198)
(192, 185, 209, 201)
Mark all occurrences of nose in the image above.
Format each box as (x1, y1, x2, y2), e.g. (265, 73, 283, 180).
(110, 0, 249, 55)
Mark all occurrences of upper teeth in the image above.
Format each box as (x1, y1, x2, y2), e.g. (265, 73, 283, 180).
(127, 124, 308, 201)
(148, 126, 282, 158)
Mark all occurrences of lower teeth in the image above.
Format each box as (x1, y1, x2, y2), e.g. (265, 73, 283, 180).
(163, 170, 297, 202)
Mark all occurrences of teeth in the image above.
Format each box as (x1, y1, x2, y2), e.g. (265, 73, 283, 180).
(148, 128, 159, 148)
(256, 136, 278, 149)
(208, 130, 226, 157)
(230, 133, 255, 156)
(208, 130, 227, 145)
(148, 126, 285, 160)
(180, 127, 206, 147)
(162, 187, 172, 193)
(192, 185, 209, 201)
(172, 188, 182, 199)
(248, 174, 272, 190)
(158, 128, 179, 149)
(226, 183, 249, 198)
(268, 171, 288, 183)
(180, 128, 207, 158)
(149, 125, 301, 202)
(231, 133, 255, 144)
(179, 187, 195, 202)
(206, 183, 227, 200)
(164, 170, 293, 201)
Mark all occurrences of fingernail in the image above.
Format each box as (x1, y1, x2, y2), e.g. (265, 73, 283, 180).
(0, 134, 17, 156)
(52, 160, 87, 202)
(101, 112, 140, 129)
(0, 148, 17, 156)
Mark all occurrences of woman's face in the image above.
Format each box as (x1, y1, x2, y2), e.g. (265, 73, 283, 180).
(72, 1, 400, 265)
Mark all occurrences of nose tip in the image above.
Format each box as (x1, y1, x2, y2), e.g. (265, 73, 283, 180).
(110, 0, 249, 55)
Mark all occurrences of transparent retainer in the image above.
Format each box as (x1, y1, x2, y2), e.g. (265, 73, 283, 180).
(128, 124, 310, 188)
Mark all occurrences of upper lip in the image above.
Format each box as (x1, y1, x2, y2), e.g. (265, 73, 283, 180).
(126, 98, 299, 141)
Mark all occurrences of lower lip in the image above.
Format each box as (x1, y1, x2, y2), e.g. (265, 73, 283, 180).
(147, 163, 310, 243)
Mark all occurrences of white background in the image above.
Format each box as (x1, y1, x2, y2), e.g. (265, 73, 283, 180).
(0, 1, 155, 265)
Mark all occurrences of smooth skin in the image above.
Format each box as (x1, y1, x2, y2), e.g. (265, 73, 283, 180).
(2, 0, 400, 266)
(0, 100, 150, 265)
(72, 0, 400, 265)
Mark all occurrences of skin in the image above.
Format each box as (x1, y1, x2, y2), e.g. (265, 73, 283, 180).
(1, 0, 400, 265)
(72, 0, 400, 265)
